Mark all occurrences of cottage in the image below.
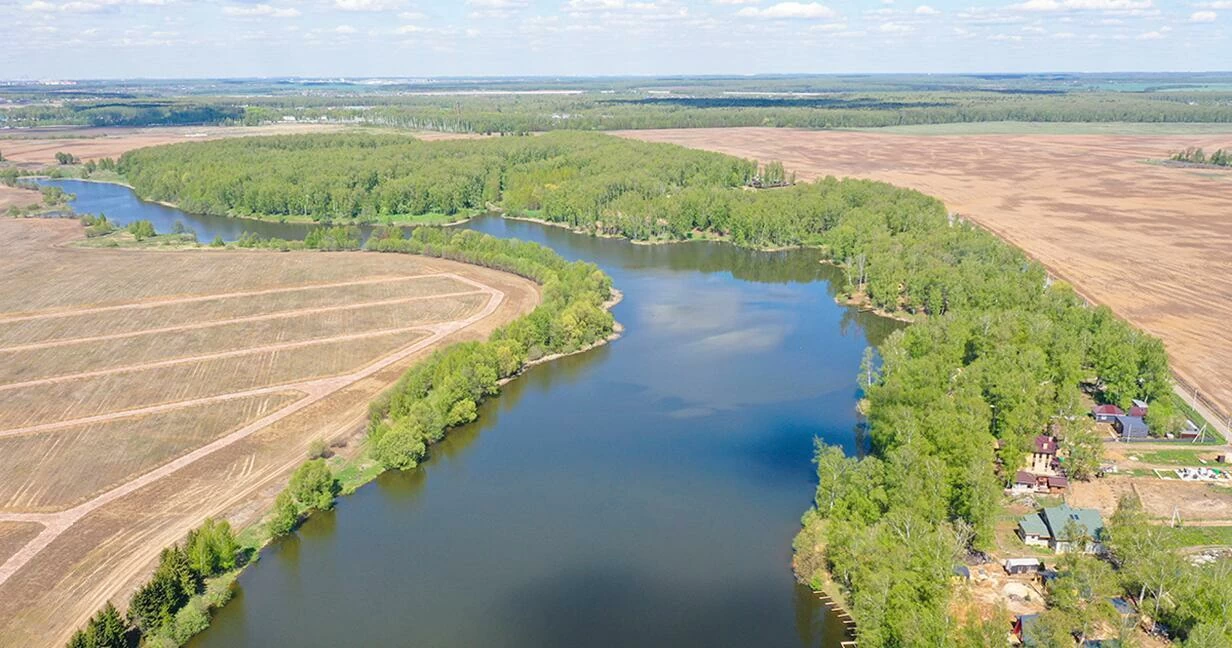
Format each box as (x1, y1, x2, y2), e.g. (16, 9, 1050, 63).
(1112, 415, 1150, 440)
(1003, 558, 1043, 574)
(1030, 435, 1058, 474)
(1018, 504, 1106, 553)
(1092, 404, 1124, 423)
(1130, 399, 1149, 418)
(1179, 419, 1202, 440)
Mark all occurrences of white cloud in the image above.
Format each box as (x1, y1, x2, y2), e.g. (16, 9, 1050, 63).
(1189, 10, 1217, 22)
(1136, 29, 1163, 39)
(1011, 0, 1152, 11)
(735, 2, 835, 18)
(713, 0, 758, 4)
(334, 24, 357, 33)
(1195, 1, 1232, 6)
(914, 4, 939, 15)
(808, 21, 847, 31)
(222, 3, 300, 17)
(334, 0, 404, 11)
(24, 0, 167, 12)
(878, 21, 914, 32)
(468, 0, 527, 6)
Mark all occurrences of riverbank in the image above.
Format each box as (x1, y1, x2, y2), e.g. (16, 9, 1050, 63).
(133, 231, 622, 648)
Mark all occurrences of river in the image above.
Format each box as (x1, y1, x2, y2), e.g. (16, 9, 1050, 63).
(40, 179, 899, 648)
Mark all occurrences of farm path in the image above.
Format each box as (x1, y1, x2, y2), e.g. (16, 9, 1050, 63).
(0, 272, 504, 587)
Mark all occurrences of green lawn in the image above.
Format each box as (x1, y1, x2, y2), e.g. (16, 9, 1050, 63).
(1134, 448, 1221, 466)
(1161, 525, 1232, 548)
(854, 122, 1232, 136)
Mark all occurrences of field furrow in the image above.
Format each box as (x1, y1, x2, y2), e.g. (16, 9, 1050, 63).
(0, 329, 430, 429)
(0, 392, 303, 513)
(0, 294, 486, 384)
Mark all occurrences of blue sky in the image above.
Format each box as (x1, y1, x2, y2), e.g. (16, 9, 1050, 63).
(3, 0, 1229, 79)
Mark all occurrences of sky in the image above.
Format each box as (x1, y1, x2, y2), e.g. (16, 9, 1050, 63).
(2, 0, 1229, 79)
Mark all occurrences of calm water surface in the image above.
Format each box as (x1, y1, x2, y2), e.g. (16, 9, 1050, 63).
(44, 179, 899, 648)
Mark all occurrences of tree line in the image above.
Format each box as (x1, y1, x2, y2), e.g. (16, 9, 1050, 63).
(67, 518, 240, 648)
(364, 226, 614, 471)
(113, 131, 1211, 644)
(1170, 146, 1231, 167)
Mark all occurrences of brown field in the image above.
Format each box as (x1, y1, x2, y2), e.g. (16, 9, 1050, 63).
(619, 127, 1232, 428)
(0, 218, 539, 647)
(0, 185, 41, 211)
(0, 124, 477, 166)
(1069, 475, 1232, 523)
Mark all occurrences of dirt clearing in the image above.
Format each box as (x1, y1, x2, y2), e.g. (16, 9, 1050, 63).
(0, 218, 539, 647)
(1069, 475, 1232, 523)
(618, 127, 1232, 424)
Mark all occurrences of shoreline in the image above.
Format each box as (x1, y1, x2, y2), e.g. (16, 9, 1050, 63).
(182, 270, 625, 647)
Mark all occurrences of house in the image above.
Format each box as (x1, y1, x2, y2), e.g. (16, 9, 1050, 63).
(1112, 415, 1150, 440)
(1018, 510, 1052, 547)
(1179, 419, 1202, 440)
(1011, 470, 1037, 494)
(1030, 435, 1058, 474)
(1018, 504, 1106, 553)
(1004, 557, 1043, 575)
(1130, 399, 1149, 418)
(1011, 470, 1067, 495)
(1092, 404, 1124, 423)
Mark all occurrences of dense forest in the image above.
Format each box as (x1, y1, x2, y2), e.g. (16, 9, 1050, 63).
(113, 131, 1220, 645)
(5, 72, 1232, 131)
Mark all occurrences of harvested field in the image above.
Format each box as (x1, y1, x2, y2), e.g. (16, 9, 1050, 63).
(0, 524, 42, 566)
(0, 274, 474, 346)
(0, 124, 478, 166)
(0, 218, 540, 647)
(618, 127, 1232, 425)
(0, 185, 41, 211)
(0, 392, 302, 512)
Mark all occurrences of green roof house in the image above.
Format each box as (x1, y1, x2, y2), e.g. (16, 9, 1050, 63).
(1017, 504, 1105, 554)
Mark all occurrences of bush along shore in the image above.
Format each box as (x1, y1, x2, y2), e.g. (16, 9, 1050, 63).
(63, 225, 616, 648)
(88, 133, 1213, 645)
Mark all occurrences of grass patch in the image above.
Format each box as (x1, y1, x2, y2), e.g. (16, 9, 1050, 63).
(1134, 448, 1220, 466)
(1161, 525, 1232, 548)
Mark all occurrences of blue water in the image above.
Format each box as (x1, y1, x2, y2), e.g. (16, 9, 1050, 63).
(43, 179, 896, 648)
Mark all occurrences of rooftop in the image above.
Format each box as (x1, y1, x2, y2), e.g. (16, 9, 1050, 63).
(1041, 504, 1105, 543)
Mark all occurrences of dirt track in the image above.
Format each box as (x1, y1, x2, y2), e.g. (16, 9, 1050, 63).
(0, 219, 539, 647)
(619, 127, 1232, 423)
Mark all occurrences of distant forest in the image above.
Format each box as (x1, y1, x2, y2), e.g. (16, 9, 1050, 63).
(3, 73, 1232, 129)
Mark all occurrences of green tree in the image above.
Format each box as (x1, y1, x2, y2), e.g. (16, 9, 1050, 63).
(288, 459, 339, 511)
(126, 220, 156, 241)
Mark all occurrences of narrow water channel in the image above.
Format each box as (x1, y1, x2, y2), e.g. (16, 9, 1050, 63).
(42, 179, 901, 648)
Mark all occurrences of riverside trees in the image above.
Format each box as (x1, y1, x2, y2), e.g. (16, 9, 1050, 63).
(121, 131, 1192, 646)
